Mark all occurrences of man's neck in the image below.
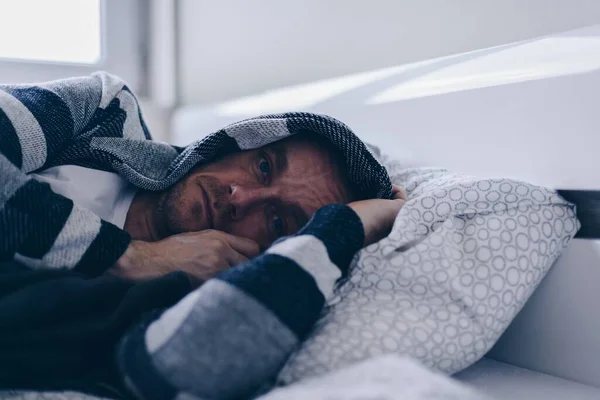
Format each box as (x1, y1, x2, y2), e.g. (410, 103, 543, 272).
(124, 191, 163, 241)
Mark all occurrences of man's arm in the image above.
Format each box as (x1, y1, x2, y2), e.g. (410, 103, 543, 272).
(117, 191, 406, 400)
(0, 73, 145, 274)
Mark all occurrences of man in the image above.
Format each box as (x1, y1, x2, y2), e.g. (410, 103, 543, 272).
(0, 73, 405, 399)
(111, 130, 367, 285)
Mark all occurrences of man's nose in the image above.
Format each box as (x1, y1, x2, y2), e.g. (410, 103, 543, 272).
(228, 184, 276, 220)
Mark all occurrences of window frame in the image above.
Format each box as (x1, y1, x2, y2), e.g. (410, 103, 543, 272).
(0, 0, 146, 93)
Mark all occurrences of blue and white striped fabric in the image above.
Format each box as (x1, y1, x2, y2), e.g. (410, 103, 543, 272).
(118, 204, 365, 399)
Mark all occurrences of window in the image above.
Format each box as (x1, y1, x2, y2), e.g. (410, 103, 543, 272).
(0, 0, 101, 64)
(0, 0, 145, 92)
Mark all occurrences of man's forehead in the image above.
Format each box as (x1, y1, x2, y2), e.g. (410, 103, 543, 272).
(264, 140, 289, 173)
(264, 134, 339, 164)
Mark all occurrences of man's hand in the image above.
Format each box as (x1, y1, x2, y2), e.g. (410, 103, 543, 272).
(110, 230, 261, 287)
(348, 184, 407, 246)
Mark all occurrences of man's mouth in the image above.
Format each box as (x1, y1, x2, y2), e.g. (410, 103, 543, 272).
(200, 184, 214, 229)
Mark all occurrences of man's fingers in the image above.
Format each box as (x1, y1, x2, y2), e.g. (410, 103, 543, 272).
(217, 232, 261, 258)
(225, 249, 249, 267)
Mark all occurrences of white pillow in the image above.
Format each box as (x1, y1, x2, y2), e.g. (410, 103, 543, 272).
(278, 156, 579, 384)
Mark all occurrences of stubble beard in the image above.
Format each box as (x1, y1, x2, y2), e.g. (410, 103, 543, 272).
(155, 181, 189, 237)
(155, 174, 228, 237)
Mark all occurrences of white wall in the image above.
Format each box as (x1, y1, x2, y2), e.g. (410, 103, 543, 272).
(178, 0, 600, 105)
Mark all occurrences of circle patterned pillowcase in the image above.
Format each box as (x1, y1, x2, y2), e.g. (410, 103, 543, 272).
(278, 160, 579, 384)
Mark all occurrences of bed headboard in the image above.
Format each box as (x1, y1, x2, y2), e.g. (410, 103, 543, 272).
(171, 24, 600, 387)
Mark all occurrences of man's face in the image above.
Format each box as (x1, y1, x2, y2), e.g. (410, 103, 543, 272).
(157, 135, 354, 249)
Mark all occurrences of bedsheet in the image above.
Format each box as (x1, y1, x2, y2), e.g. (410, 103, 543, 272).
(261, 355, 488, 400)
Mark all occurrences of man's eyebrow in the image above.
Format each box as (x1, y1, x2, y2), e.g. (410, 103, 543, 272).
(270, 142, 288, 174)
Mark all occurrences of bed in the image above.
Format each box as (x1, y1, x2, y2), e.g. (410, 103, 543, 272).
(170, 24, 600, 399)
(3, 23, 599, 400)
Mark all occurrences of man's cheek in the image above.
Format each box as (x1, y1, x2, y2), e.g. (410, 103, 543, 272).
(188, 202, 209, 231)
(168, 201, 205, 234)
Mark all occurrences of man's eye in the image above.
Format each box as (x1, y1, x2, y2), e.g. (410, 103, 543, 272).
(259, 156, 271, 176)
(272, 214, 284, 237)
